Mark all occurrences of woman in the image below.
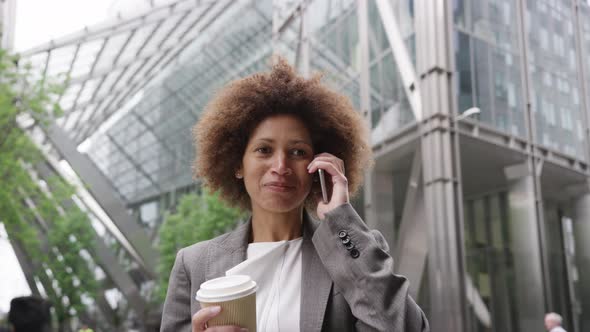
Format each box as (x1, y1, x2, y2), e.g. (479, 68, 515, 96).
(160, 58, 429, 332)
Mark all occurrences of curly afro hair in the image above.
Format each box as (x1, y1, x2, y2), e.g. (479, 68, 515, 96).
(193, 57, 372, 211)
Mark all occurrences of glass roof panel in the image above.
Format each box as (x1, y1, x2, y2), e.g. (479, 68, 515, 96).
(25, 52, 48, 69)
(95, 68, 124, 98)
(68, 39, 106, 79)
(139, 12, 187, 57)
(159, 7, 205, 50)
(45, 44, 78, 77)
(91, 33, 129, 74)
(64, 108, 84, 131)
(115, 22, 160, 65)
(21, 0, 234, 144)
(60, 84, 83, 111)
(76, 79, 99, 106)
(77, 103, 97, 126)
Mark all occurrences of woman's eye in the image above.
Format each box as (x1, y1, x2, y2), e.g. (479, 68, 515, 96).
(291, 149, 306, 156)
(255, 147, 271, 154)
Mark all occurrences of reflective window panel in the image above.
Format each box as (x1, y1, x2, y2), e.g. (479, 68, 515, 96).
(526, 0, 586, 160)
(453, 0, 526, 137)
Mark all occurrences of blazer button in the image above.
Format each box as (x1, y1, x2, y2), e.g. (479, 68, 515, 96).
(341, 237, 351, 245)
(344, 242, 354, 250)
(338, 230, 348, 239)
(350, 249, 360, 258)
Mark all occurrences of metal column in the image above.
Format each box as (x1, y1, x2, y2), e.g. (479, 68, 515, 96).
(573, 193, 590, 331)
(44, 123, 158, 278)
(358, 0, 376, 240)
(414, 0, 467, 330)
(504, 163, 546, 331)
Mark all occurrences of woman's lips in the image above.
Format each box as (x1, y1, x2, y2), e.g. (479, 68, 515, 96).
(264, 182, 295, 192)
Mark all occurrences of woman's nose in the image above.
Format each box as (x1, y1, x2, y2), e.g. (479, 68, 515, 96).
(271, 152, 292, 175)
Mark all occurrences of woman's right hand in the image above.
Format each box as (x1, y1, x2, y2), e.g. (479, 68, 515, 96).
(192, 306, 247, 332)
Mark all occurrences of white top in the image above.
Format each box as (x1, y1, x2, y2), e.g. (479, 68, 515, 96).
(226, 238, 303, 332)
(550, 327, 567, 332)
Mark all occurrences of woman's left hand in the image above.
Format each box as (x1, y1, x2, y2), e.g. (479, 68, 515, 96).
(307, 152, 349, 220)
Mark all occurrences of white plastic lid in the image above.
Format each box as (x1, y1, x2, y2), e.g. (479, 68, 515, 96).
(196, 275, 257, 302)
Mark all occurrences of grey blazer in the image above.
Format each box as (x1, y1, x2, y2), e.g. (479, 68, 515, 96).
(160, 203, 429, 332)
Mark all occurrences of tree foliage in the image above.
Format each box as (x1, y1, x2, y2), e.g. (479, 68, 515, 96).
(0, 48, 99, 330)
(156, 190, 245, 301)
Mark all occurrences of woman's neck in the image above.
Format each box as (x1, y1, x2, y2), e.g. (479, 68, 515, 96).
(250, 206, 303, 242)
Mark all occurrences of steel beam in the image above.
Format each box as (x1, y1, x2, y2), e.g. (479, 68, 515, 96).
(44, 123, 158, 278)
(393, 147, 426, 298)
(8, 237, 41, 297)
(375, 0, 422, 121)
(7, 189, 116, 331)
(296, 0, 309, 77)
(106, 132, 162, 192)
(34, 161, 149, 320)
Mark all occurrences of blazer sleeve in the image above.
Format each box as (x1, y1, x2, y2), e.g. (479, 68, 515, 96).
(312, 203, 430, 332)
(160, 249, 192, 332)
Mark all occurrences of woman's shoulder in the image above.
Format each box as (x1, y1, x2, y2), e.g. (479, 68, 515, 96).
(180, 233, 227, 258)
(179, 223, 246, 261)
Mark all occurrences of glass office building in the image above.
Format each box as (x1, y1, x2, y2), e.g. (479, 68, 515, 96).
(13, 0, 590, 331)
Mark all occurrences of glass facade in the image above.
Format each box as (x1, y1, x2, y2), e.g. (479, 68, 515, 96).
(87, 0, 273, 206)
(544, 204, 577, 331)
(367, 0, 415, 133)
(526, 0, 586, 159)
(464, 193, 519, 331)
(454, 0, 526, 137)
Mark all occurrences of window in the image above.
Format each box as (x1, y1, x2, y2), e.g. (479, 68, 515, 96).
(508, 82, 516, 107)
(502, 2, 510, 25)
(545, 101, 556, 125)
(560, 108, 572, 130)
(543, 71, 552, 86)
(540, 28, 549, 50)
(553, 33, 564, 57)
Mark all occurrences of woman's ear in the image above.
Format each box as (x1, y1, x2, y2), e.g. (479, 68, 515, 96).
(235, 166, 243, 179)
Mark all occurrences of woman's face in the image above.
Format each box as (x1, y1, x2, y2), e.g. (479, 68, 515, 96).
(239, 114, 314, 214)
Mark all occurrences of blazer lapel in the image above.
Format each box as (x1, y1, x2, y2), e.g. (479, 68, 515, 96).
(205, 219, 250, 281)
(300, 212, 333, 332)
(204, 213, 333, 332)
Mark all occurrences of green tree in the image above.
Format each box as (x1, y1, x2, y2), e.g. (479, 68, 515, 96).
(156, 190, 245, 301)
(0, 48, 99, 331)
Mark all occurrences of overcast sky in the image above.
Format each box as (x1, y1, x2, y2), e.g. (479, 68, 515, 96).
(14, 0, 114, 52)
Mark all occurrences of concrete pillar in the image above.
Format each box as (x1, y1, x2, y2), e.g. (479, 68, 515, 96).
(573, 194, 590, 330)
(505, 163, 546, 331)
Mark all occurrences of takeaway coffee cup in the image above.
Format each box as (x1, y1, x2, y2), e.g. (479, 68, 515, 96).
(196, 275, 257, 331)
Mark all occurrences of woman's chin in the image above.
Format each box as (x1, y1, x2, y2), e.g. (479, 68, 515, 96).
(258, 198, 305, 213)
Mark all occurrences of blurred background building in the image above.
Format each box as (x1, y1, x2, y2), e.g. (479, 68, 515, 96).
(2, 0, 590, 331)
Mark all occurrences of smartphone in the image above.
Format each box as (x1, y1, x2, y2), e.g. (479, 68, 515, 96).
(318, 169, 328, 203)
